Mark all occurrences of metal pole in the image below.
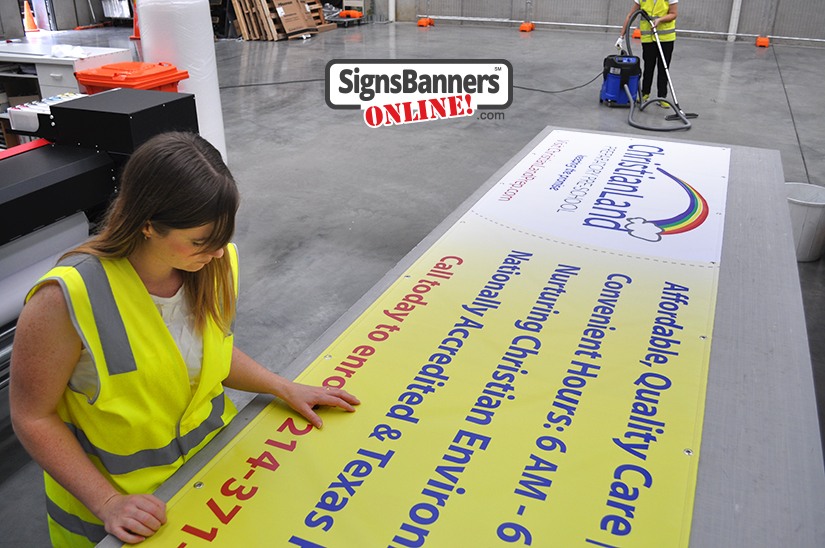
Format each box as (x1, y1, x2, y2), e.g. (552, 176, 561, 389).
(520, 0, 534, 31)
(417, 0, 433, 26)
(727, 0, 743, 42)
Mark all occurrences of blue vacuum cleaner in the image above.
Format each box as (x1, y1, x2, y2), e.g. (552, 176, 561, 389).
(600, 55, 640, 107)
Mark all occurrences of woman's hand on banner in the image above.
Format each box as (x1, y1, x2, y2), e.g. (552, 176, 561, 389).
(99, 492, 167, 544)
(279, 381, 361, 429)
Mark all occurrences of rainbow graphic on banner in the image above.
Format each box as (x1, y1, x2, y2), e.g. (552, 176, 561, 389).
(652, 168, 710, 235)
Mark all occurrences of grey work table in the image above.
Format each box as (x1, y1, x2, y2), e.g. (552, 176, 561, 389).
(99, 126, 825, 547)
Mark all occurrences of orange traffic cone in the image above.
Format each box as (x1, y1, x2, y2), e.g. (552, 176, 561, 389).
(23, 1, 39, 32)
(130, 1, 140, 40)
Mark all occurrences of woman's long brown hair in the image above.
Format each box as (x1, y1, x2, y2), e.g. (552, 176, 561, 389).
(64, 132, 240, 334)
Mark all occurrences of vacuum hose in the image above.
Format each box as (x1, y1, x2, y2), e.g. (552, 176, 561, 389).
(625, 84, 691, 131)
(623, 9, 694, 131)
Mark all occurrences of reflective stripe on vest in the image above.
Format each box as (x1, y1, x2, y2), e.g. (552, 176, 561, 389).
(640, 28, 675, 37)
(65, 391, 227, 475)
(58, 254, 137, 375)
(46, 497, 107, 544)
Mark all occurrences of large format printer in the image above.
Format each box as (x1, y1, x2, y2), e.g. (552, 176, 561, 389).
(0, 88, 199, 429)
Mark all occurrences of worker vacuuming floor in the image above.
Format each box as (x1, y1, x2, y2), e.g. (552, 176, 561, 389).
(603, 0, 699, 130)
(620, 0, 679, 108)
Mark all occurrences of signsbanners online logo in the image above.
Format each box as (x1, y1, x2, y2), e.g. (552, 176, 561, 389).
(325, 60, 513, 128)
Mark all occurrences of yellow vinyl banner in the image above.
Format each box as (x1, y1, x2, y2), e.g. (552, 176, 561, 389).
(142, 130, 730, 548)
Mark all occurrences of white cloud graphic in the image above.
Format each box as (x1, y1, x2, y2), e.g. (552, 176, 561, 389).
(625, 217, 663, 242)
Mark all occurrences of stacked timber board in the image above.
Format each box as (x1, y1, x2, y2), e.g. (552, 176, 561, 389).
(231, 0, 336, 40)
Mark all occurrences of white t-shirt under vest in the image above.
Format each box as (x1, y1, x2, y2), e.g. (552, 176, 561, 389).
(69, 284, 204, 399)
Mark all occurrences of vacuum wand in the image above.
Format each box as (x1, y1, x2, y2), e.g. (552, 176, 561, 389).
(648, 19, 698, 121)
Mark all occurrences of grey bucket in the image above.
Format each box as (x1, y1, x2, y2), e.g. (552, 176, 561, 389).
(787, 182, 825, 262)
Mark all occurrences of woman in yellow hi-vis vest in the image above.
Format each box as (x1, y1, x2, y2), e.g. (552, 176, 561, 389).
(619, 0, 678, 107)
(9, 132, 360, 547)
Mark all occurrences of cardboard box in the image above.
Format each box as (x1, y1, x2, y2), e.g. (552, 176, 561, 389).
(297, 0, 320, 22)
(8, 95, 39, 107)
(273, 0, 316, 39)
(296, 0, 319, 32)
(3, 77, 39, 105)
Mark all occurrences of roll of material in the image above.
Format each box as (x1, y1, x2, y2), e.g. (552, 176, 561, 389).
(137, 0, 228, 162)
(0, 213, 89, 327)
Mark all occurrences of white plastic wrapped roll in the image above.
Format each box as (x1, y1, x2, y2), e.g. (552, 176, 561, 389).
(137, 0, 228, 162)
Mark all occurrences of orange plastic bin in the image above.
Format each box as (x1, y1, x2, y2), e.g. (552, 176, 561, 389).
(75, 62, 189, 94)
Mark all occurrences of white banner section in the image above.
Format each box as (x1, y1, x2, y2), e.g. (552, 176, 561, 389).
(475, 130, 731, 264)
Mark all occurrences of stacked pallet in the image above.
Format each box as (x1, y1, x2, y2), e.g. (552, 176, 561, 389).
(231, 0, 336, 40)
(308, 3, 338, 31)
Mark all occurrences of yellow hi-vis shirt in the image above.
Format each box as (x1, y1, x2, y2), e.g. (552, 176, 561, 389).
(639, 0, 676, 42)
(27, 244, 239, 547)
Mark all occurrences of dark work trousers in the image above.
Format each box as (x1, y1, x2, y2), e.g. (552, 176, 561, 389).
(641, 40, 674, 98)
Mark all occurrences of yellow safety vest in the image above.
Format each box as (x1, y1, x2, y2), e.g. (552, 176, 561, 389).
(639, 0, 676, 43)
(28, 244, 239, 547)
